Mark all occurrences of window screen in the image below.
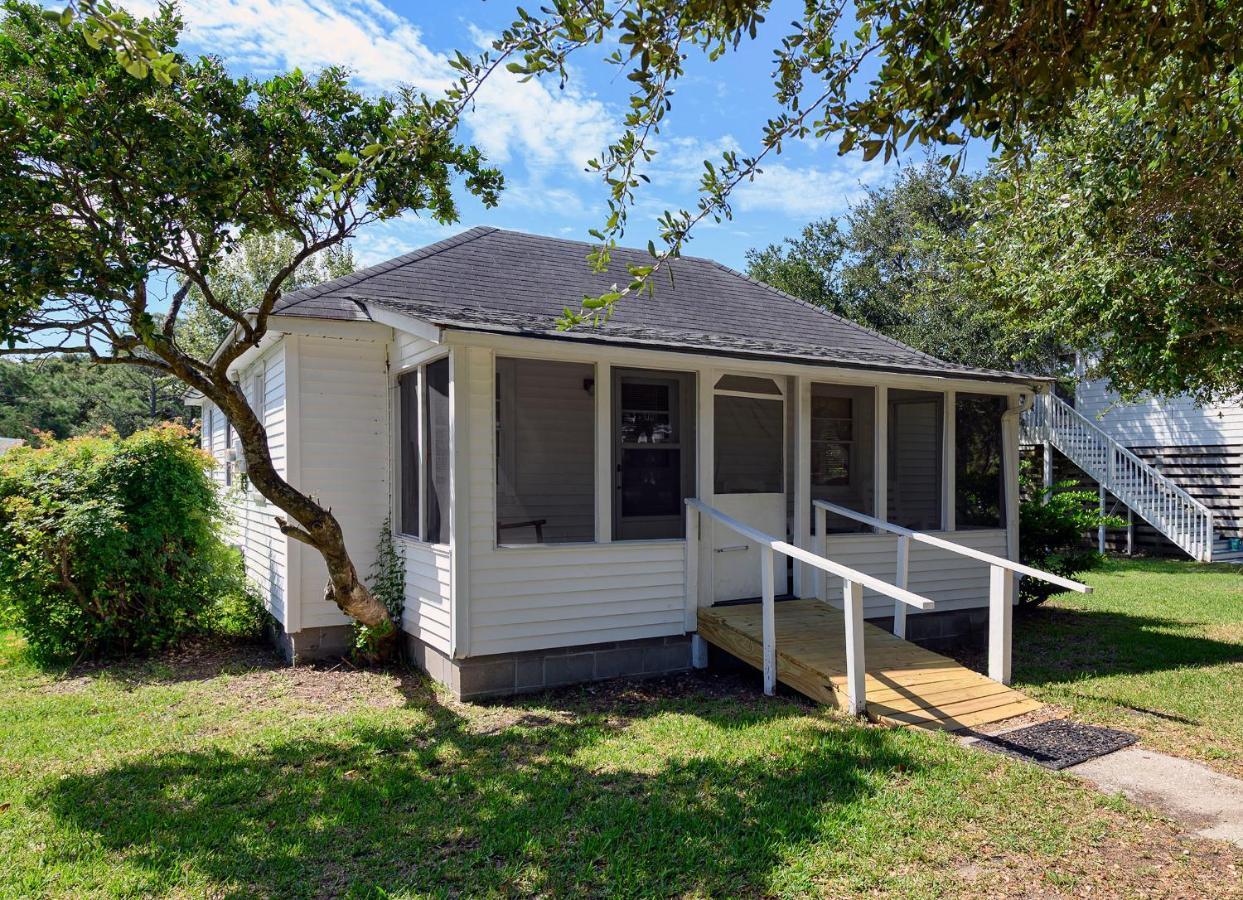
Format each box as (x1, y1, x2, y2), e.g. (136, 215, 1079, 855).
(424, 357, 450, 544)
(398, 370, 420, 538)
(956, 393, 1006, 529)
(888, 389, 943, 530)
(495, 358, 595, 544)
(811, 383, 875, 532)
(714, 395, 783, 493)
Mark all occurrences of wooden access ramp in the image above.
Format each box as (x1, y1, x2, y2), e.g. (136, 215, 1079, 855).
(697, 599, 1042, 731)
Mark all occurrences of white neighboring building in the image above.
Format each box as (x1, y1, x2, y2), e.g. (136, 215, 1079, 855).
(1072, 376, 1243, 560)
(194, 227, 1050, 698)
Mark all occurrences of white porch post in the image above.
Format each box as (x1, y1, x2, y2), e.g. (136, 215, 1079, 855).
(448, 346, 472, 659)
(792, 375, 811, 597)
(942, 389, 956, 531)
(814, 504, 828, 602)
(1098, 484, 1107, 553)
(761, 545, 776, 695)
(988, 563, 1013, 684)
(684, 502, 699, 631)
(595, 362, 612, 544)
(893, 534, 911, 639)
(843, 578, 867, 715)
(874, 385, 888, 529)
(695, 368, 716, 610)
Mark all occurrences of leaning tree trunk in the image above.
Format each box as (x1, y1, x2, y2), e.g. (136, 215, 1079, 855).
(219, 384, 397, 660)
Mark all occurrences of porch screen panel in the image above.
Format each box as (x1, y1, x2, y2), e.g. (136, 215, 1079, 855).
(955, 393, 1006, 529)
(495, 358, 595, 544)
(810, 383, 875, 532)
(887, 389, 943, 530)
(398, 370, 420, 538)
(714, 395, 783, 493)
(424, 357, 450, 544)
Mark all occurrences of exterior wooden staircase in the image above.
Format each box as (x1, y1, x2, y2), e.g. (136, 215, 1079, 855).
(1022, 393, 1218, 562)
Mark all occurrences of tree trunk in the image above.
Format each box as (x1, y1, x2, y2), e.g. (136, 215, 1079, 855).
(219, 383, 396, 658)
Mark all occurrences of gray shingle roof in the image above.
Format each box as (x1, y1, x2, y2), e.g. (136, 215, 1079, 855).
(274, 226, 1038, 383)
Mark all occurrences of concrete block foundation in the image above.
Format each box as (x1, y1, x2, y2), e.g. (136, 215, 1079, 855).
(404, 633, 693, 700)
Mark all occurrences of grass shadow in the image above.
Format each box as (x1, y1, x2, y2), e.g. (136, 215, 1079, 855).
(43, 672, 926, 897)
(1014, 606, 1242, 687)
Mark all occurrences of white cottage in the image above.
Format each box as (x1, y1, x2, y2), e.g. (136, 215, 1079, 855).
(197, 227, 1056, 702)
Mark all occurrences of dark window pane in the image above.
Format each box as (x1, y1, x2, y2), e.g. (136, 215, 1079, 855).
(399, 371, 420, 537)
(424, 357, 450, 544)
(888, 389, 943, 530)
(714, 395, 783, 493)
(622, 382, 669, 411)
(810, 384, 875, 532)
(621, 448, 681, 516)
(811, 442, 851, 486)
(495, 358, 595, 544)
(955, 394, 1006, 529)
(621, 411, 673, 444)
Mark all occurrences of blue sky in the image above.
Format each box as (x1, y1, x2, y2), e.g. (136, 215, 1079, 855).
(131, 0, 978, 270)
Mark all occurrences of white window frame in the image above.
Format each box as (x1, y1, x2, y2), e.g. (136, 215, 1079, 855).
(393, 351, 450, 547)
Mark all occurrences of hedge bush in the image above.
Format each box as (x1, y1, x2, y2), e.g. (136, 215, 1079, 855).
(1018, 464, 1126, 607)
(0, 424, 261, 662)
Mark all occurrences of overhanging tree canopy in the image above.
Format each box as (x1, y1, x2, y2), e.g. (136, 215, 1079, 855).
(0, 1, 501, 652)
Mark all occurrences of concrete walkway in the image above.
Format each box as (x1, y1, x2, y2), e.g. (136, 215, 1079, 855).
(1069, 747, 1243, 847)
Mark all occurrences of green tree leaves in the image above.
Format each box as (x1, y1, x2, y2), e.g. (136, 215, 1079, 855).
(966, 84, 1243, 401)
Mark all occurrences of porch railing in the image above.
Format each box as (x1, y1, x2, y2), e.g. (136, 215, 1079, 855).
(812, 500, 1091, 684)
(685, 498, 934, 715)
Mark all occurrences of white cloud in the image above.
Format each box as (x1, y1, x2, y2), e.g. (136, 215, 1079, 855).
(733, 156, 887, 217)
(139, 0, 615, 176)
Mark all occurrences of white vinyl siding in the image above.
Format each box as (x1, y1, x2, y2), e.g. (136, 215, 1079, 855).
(295, 335, 390, 629)
(201, 342, 289, 625)
(398, 537, 452, 652)
(822, 529, 1009, 617)
(1076, 379, 1243, 447)
(462, 344, 687, 657)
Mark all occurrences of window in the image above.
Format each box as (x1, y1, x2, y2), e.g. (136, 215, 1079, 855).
(714, 394, 783, 493)
(956, 393, 1006, 529)
(811, 384, 875, 532)
(888, 389, 943, 530)
(614, 370, 694, 540)
(424, 357, 451, 545)
(398, 370, 420, 538)
(396, 357, 450, 544)
(495, 358, 595, 544)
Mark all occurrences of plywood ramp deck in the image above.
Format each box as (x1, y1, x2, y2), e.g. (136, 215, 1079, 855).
(697, 599, 1041, 731)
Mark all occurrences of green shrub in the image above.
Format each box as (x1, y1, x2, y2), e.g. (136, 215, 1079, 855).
(0, 424, 255, 661)
(1018, 465, 1125, 607)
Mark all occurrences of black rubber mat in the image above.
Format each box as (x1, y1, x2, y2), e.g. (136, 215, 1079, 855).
(970, 720, 1138, 770)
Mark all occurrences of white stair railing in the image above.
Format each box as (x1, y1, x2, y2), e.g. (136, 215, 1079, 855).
(813, 500, 1091, 685)
(1023, 393, 1215, 561)
(685, 498, 934, 715)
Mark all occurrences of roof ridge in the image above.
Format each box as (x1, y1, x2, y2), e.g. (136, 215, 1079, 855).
(276, 225, 497, 313)
(483, 225, 718, 264)
(706, 258, 945, 362)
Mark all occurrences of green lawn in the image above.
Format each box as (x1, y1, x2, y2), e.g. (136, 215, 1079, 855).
(2, 629, 1239, 897)
(1014, 557, 1243, 778)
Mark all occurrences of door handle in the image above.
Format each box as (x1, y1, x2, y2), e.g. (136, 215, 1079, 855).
(715, 544, 749, 553)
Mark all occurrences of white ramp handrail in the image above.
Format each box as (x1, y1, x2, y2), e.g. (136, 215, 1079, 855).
(686, 498, 934, 715)
(813, 499, 1091, 685)
(1024, 392, 1215, 561)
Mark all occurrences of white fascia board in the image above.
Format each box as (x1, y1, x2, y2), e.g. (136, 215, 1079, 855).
(442, 329, 1045, 397)
(363, 304, 442, 344)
